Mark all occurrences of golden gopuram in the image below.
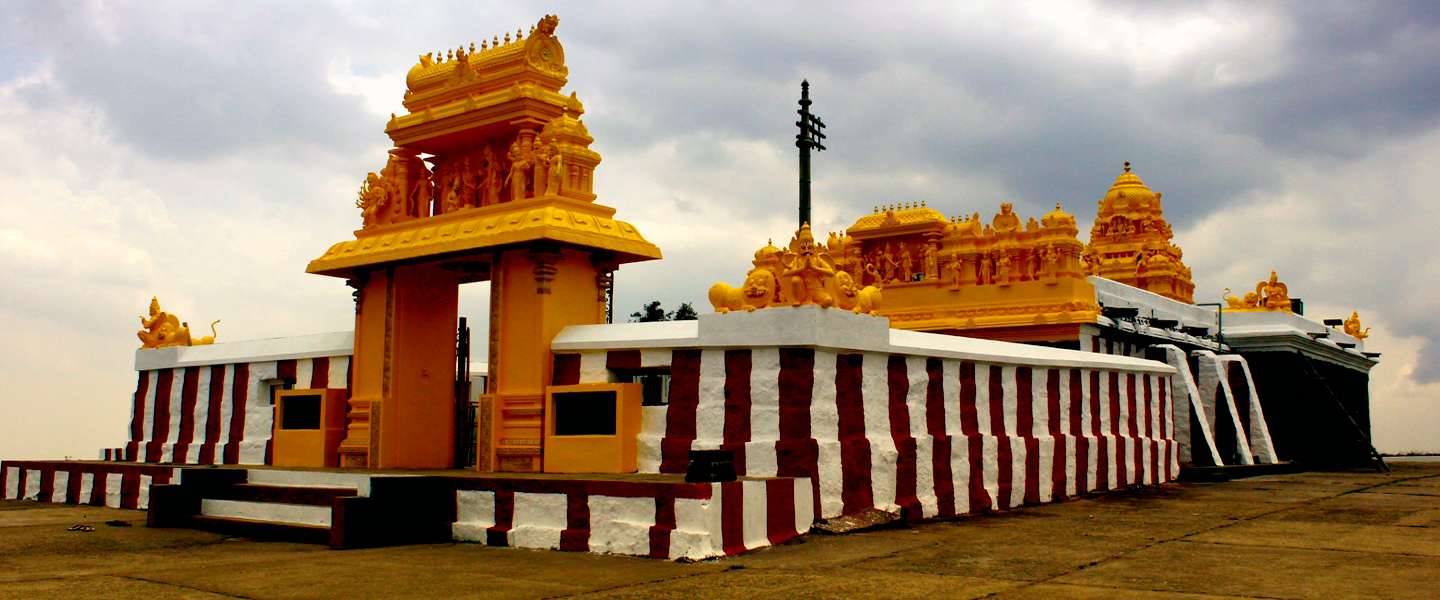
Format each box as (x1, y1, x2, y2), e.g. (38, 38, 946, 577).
(307, 15, 661, 471)
(1082, 162, 1195, 303)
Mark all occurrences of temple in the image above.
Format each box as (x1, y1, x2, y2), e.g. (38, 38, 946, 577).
(1, 14, 1384, 562)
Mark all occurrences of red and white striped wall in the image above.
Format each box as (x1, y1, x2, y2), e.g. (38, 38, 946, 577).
(120, 355, 351, 466)
(551, 307, 1180, 525)
(1, 460, 180, 510)
(452, 476, 812, 560)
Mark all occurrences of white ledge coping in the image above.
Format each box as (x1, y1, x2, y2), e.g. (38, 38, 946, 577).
(554, 306, 1174, 374)
(134, 330, 495, 374)
(135, 331, 354, 371)
(1100, 316, 1223, 351)
(1089, 276, 1219, 330)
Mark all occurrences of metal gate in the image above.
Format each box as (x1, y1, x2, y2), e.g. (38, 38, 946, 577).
(454, 316, 477, 468)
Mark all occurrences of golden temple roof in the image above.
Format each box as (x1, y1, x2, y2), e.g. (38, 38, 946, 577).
(402, 15, 568, 112)
(847, 203, 949, 236)
(1099, 161, 1162, 215)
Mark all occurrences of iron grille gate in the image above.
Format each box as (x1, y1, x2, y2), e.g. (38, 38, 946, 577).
(454, 316, 477, 468)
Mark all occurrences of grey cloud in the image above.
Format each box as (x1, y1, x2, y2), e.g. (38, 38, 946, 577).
(5, 1, 377, 161)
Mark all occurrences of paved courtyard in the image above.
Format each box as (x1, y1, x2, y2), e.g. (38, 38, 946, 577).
(1, 461, 1436, 599)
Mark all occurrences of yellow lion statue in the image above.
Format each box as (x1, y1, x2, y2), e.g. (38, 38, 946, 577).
(708, 269, 778, 313)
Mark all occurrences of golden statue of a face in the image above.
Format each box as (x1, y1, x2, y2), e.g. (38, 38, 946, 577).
(743, 270, 774, 300)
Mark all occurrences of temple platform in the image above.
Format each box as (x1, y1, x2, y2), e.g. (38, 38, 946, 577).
(1, 461, 811, 560)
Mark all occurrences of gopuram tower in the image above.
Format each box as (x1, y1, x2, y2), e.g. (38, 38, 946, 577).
(1083, 163, 1195, 303)
(307, 15, 661, 471)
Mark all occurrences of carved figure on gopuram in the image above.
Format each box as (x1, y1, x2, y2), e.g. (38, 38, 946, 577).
(505, 138, 531, 202)
(899, 244, 913, 281)
(460, 156, 478, 208)
(882, 244, 899, 282)
(863, 259, 881, 286)
(996, 253, 1013, 285)
(138, 297, 219, 349)
(480, 145, 500, 206)
(356, 172, 388, 228)
(993, 203, 1021, 233)
(544, 143, 564, 196)
(354, 150, 430, 228)
(442, 173, 463, 214)
(1041, 244, 1059, 279)
(531, 137, 546, 193)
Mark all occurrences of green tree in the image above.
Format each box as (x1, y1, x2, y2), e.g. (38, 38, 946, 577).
(628, 300, 699, 322)
(672, 302, 699, 321)
(629, 300, 669, 322)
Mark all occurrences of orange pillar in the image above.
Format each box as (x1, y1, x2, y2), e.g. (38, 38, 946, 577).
(339, 263, 459, 469)
(487, 245, 607, 472)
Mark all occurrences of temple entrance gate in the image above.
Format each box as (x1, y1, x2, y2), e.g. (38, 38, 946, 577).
(305, 16, 660, 471)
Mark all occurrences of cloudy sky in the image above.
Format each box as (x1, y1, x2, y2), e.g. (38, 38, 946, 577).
(2, 1, 1437, 459)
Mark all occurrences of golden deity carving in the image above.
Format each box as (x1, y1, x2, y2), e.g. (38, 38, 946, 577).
(1224, 270, 1293, 312)
(1083, 162, 1194, 303)
(709, 225, 882, 315)
(1343, 311, 1370, 340)
(138, 297, 219, 349)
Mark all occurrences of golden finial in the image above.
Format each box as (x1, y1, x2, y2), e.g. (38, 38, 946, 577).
(448, 49, 454, 61)
(469, 42, 476, 53)
(921, 200, 926, 207)
(481, 39, 488, 50)
(517, 28, 524, 39)
(504, 32, 511, 44)
(493, 35, 500, 46)
(1123, 161, 1131, 173)
(1055, 202, 1062, 210)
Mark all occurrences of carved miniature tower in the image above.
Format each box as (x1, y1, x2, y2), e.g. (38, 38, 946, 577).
(307, 15, 661, 471)
(1083, 162, 1195, 303)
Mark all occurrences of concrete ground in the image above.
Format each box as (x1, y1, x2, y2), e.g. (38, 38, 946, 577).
(1, 462, 1436, 599)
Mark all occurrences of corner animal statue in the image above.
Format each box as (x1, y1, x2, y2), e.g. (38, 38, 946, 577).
(137, 297, 219, 349)
(1344, 311, 1370, 340)
(709, 269, 778, 313)
(708, 225, 881, 315)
